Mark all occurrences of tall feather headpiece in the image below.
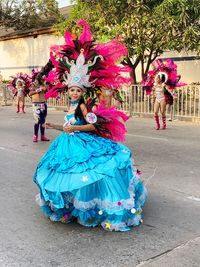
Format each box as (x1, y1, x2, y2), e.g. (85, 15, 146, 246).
(141, 58, 187, 95)
(7, 73, 31, 96)
(45, 19, 132, 98)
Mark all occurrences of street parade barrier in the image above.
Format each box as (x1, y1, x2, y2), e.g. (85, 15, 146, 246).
(121, 84, 200, 122)
(1, 83, 200, 122)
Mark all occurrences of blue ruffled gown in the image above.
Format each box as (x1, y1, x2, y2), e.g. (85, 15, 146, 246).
(33, 113, 147, 231)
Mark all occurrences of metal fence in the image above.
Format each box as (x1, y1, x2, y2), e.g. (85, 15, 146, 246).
(1, 83, 200, 121)
(119, 84, 200, 121)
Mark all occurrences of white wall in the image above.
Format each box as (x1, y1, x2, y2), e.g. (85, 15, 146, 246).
(160, 51, 200, 84)
(0, 33, 64, 80)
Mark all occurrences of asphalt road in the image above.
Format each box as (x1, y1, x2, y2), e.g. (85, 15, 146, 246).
(0, 106, 200, 267)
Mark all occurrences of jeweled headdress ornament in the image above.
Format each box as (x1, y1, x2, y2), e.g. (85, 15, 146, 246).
(62, 49, 103, 90)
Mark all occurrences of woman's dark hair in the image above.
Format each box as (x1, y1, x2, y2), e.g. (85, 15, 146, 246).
(74, 97, 86, 120)
(158, 73, 167, 84)
(161, 74, 166, 83)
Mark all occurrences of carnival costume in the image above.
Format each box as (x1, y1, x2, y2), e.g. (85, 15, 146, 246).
(32, 101, 48, 141)
(30, 68, 50, 142)
(33, 20, 147, 231)
(142, 59, 186, 129)
(8, 73, 31, 113)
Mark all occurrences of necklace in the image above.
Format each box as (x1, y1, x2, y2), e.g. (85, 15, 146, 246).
(70, 99, 79, 104)
(69, 99, 79, 110)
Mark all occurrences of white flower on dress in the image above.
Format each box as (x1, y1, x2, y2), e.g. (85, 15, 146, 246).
(122, 149, 128, 153)
(81, 175, 89, 182)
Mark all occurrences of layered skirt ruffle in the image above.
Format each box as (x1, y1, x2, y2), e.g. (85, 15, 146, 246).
(34, 131, 147, 231)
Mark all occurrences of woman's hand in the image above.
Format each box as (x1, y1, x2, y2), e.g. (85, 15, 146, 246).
(36, 88, 42, 93)
(63, 125, 76, 133)
(44, 122, 54, 129)
(172, 93, 177, 99)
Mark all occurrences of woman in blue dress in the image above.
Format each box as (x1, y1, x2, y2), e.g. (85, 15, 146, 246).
(33, 19, 147, 231)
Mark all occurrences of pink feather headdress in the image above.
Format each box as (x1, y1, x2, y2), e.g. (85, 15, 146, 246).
(141, 58, 187, 95)
(8, 72, 31, 96)
(46, 19, 132, 98)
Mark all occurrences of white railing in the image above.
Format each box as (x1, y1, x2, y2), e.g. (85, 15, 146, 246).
(1, 84, 200, 121)
(122, 84, 200, 120)
(44, 94, 69, 108)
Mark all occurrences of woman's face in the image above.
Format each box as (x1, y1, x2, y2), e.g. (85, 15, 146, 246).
(68, 86, 83, 101)
(34, 79, 39, 86)
(17, 81, 23, 87)
(155, 75, 161, 84)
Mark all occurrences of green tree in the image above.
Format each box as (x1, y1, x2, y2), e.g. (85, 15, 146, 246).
(0, 0, 63, 30)
(56, 0, 200, 83)
(0, 0, 20, 28)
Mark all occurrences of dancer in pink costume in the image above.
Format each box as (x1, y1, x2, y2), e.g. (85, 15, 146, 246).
(142, 58, 186, 130)
(8, 73, 31, 113)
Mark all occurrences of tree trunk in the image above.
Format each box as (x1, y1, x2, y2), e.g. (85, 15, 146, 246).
(123, 55, 144, 84)
(141, 58, 144, 80)
(131, 68, 137, 85)
(144, 50, 160, 77)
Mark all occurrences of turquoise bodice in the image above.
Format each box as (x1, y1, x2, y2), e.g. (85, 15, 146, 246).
(63, 113, 85, 127)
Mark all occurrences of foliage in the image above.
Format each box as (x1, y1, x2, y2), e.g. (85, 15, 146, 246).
(0, 0, 19, 28)
(0, 0, 63, 30)
(56, 0, 200, 83)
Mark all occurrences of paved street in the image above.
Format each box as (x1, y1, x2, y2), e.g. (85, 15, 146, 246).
(0, 105, 200, 267)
